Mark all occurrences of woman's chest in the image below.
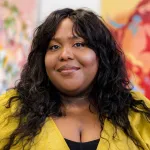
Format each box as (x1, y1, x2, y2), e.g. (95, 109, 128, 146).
(52, 115, 101, 142)
(28, 118, 146, 150)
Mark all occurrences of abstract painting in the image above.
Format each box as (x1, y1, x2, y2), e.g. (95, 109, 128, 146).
(0, 0, 37, 94)
(102, 0, 150, 99)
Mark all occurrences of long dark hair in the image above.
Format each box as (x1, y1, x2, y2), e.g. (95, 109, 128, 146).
(3, 8, 150, 149)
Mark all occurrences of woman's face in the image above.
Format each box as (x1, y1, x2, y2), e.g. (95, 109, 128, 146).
(45, 18, 98, 96)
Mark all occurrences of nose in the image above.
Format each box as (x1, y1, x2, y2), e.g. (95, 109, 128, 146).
(59, 47, 74, 61)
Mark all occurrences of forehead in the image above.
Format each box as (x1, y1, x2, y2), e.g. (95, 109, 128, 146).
(54, 18, 73, 37)
(52, 18, 83, 41)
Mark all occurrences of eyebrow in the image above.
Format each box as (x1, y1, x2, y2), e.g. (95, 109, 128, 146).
(51, 35, 83, 41)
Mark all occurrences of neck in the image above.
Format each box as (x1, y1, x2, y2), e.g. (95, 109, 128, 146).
(60, 84, 93, 107)
(61, 92, 89, 105)
(60, 93, 96, 115)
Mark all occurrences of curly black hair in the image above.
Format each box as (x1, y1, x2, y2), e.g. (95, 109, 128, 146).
(3, 8, 150, 150)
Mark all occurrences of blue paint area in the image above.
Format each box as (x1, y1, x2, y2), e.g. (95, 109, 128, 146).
(133, 15, 142, 23)
(128, 24, 138, 35)
(107, 15, 142, 35)
(128, 15, 142, 35)
(107, 18, 125, 29)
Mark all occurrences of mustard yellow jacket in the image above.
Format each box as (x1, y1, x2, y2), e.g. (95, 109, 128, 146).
(0, 90, 150, 150)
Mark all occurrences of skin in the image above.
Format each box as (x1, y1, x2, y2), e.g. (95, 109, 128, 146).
(45, 18, 101, 142)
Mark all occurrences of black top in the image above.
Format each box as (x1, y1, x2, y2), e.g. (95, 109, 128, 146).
(65, 138, 100, 150)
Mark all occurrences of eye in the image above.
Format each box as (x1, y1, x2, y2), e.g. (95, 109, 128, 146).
(48, 45, 60, 51)
(73, 42, 85, 48)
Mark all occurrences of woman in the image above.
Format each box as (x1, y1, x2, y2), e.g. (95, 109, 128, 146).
(0, 8, 150, 150)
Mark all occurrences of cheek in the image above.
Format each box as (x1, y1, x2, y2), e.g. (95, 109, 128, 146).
(45, 54, 54, 72)
(80, 50, 98, 68)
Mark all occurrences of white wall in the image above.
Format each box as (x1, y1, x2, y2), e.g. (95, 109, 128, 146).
(38, 0, 101, 23)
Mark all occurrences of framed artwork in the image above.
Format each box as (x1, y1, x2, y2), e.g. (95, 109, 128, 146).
(101, 0, 150, 99)
(0, 0, 38, 94)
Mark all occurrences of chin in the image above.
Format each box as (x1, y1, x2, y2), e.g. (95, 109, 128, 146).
(60, 87, 90, 97)
(60, 90, 81, 97)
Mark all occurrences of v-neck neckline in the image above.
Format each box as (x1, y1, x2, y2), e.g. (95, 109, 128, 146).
(49, 117, 109, 150)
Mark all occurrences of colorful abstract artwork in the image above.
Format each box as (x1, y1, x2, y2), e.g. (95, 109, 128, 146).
(102, 0, 150, 99)
(0, 0, 37, 94)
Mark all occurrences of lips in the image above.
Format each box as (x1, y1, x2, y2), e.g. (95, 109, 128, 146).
(57, 65, 80, 73)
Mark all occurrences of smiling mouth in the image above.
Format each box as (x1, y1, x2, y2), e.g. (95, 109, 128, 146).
(57, 65, 80, 75)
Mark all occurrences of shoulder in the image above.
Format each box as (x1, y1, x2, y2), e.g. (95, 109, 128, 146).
(0, 89, 20, 148)
(130, 90, 150, 107)
(0, 89, 19, 115)
(0, 88, 20, 120)
(0, 89, 18, 100)
(129, 90, 150, 121)
(129, 91, 150, 148)
(0, 89, 18, 99)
